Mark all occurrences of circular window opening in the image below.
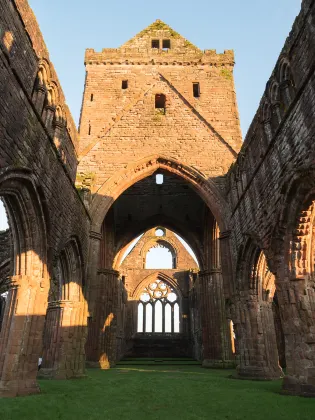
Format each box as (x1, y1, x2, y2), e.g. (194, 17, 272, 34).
(155, 228, 165, 237)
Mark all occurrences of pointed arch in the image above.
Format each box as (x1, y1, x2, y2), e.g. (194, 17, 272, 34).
(90, 154, 229, 233)
(113, 215, 203, 269)
(132, 271, 182, 300)
(236, 236, 275, 301)
(0, 167, 48, 279)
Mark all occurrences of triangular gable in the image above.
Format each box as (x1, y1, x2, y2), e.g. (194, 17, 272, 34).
(121, 19, 201, 52)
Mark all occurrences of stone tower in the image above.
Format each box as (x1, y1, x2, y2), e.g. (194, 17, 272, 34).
(77, 19, 242, 191)
(76, 20, 243, 369)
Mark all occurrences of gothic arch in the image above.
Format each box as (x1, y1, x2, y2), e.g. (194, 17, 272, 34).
(132, 271, 182, 301)
(141, 237, 178, 269)
(53, 237, 85, 302)
(90, 154, 230, 233)
(113, 215, 203, 270)
(0, 168, 48, 279)
(0, 168, 50, 395)
(236, 237, 275, 300)
(272, 168, 315, 278)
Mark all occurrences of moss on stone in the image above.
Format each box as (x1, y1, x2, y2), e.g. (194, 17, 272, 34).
(220, 68, 233, 80)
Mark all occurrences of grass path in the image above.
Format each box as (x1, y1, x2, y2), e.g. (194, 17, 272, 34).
(1, 367, 315, 420)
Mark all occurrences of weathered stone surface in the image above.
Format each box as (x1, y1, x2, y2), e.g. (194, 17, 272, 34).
(0, 0, 315, 399)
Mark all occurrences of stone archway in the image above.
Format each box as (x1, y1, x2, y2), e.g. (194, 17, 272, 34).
(0, 168, 49, 397)
(233, 238, 283, 380)
(272, 169, 315, 396)
(90, 154, 229, 233)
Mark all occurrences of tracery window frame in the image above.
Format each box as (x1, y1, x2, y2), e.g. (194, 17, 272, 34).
(137, 278, 181, 334)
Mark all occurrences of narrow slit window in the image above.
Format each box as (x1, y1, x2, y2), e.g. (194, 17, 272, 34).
(152, 39, 160, 49)
(122, 80, 128, 90)
(90, 93, 94, 101)
(88, 124, 91, 135)
(155, 94, 166, 112)
(156, 174, 164, 184)
(162, 39, 171, 50)
(193, 83, 200, 98)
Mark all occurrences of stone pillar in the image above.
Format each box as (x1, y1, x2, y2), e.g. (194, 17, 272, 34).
(199, 270, 233, 368)
(39, 300, 87, 379)
(280, 80, 292, 108)
(53, 120, 64, 152)
(277, 280, 315, 396)
(0, 295, 6, 331)
(272, 102, 282, 125)
(42, 105, 56, 135)
(86, 269, 120, 369)
(233, 294, 283, 380)
(32, 86, 46, 114)
(0, 275, 48, 397)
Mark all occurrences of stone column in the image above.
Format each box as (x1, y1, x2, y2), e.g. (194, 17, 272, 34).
(0, 295, 6, 331)
(280, 80, 292, 108)
(39, 300, 87, 379)
(0, 275, 48, 397)
(277, 280, 315, 396)
(272, 102, 282, 125)
(32, 86, 46, 114)
(42, 105, 56, 136)
(53, 120, 64, 152)
(199, 270, 233, 368)
(233, 294, 283, 380)
(86, 269, 120, 369)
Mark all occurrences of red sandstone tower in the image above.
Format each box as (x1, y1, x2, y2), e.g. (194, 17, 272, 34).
(78, 19, 242, 188)
(77, 20, 243, 369)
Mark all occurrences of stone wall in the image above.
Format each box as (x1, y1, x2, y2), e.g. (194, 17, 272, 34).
(0, 0, 90, 396)
(0, 229, 13, 293)
(227, 0, 315, 395)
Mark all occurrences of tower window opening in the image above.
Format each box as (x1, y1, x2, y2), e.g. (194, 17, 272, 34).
(193, 83, 200, 98)
(122, 80, 128, 89)
(155, 94, 166, 113)
(90, 93, 94, 101)
(155, 228, 165, 237)
(152, 39, 160, 49)
(162, 39, 171, 50)
(156, 174, 164, 185)
(88, 124, 91, 135)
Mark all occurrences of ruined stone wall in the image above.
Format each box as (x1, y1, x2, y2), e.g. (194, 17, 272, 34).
(0, 229, 13, 293)
(0, 0, 90, 395)
(77, 21, 242, 195)
(1, 0, 80, 181)
(226, 0, 314, 286)
(227, 0, 315, 392)
(0, 0, 89, 267)
(227, 0, 315, 283)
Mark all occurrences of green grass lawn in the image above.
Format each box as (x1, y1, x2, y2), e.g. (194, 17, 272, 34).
(1, 367, 315, 420)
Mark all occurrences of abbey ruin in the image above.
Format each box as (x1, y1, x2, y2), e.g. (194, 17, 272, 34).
(0, 0, 315, 398)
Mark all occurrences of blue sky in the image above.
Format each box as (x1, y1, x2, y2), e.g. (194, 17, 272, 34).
(0, 0, 301, 231)
(27, 0, 301, 136)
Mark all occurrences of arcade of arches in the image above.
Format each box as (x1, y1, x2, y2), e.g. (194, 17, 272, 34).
(0, 0, 315, 399)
